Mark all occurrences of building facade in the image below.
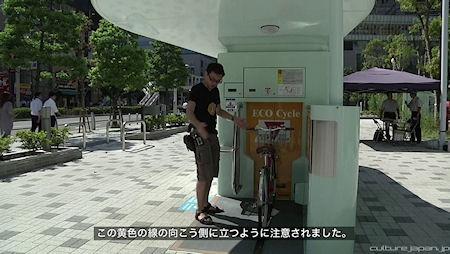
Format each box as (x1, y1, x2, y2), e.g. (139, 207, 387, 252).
(343, 0, 436, 72)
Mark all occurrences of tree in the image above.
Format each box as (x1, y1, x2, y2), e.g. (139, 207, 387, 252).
(362, 39, 387, 69)
(89, 19, 149, 118)
(0, 0, 87, 93)
(396, 0, 440, 73)
(384, 34, 416, 71)
(147, 41, 188, 109)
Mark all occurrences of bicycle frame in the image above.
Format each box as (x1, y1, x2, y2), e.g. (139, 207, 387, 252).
(247, 126, 293, 228)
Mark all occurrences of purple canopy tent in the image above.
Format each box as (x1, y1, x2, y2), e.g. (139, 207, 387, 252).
(344, 67, 440, 92)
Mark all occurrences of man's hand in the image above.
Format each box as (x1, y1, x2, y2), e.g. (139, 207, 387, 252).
(234, 117, 247, 129)
(197, 122, 209, 140)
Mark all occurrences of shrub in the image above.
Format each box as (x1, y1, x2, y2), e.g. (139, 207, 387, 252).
(50, 127, 70, 148)
(16, 130, 49, 151)
(165, 113, 188, 126)
(14, 107, 31, 119)
(0, 136, 14, 155)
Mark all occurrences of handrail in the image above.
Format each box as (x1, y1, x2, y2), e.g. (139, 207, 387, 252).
(122, 120, 147, 151)
(106, 119, 123, 143)
(78, 122, 87, 150)
(219, 102, 242, 195)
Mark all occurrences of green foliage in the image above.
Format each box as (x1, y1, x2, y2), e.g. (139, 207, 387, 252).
(50, 127, 70, 148)
(0, 136, 15, 155)
(396, 0, 440, 15)
(165, 113, 187, 126)
(396, 0, 441, 76)
(16, 130, 49, 151)
(385, 34, 416, 71)
(0, 0, 88, 90)
(14, 107, 31, 119)
(362, 39, 387, 69)
(89, 19, 149, 103)
(422, 114, 440, 140)
(144, 115, 166, 131)
(147, 41, 189, 91)
(425, 46, 441, 79)
(368, 94, 386, 115)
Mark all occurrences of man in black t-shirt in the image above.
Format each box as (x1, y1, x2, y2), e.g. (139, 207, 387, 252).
(186, 63, 246, 225)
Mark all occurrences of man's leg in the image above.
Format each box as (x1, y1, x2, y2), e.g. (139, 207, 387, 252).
(31, 116, 36, 131)
(416, 117, 422, 143)
(203, 179, 213, 208)
(50, 116, 56, 127)
(196, 180, 208, 212)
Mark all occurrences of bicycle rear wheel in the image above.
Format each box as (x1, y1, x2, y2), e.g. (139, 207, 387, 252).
(258, 166, 270, 228)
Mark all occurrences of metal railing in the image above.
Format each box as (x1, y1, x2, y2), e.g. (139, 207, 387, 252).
(121, 120, 147, 151)
(220, 102, 242, 195)
(106, 119, 123, 143)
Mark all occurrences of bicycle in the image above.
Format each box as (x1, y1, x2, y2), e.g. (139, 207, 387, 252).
(247, 125, 294, 227)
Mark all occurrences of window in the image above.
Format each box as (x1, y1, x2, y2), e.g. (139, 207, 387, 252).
(344, 41, 354, 51)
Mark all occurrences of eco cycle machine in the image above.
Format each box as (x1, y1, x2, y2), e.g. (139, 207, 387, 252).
(217, 52, 360, 254)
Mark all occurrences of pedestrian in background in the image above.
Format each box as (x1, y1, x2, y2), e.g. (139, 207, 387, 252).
(406, 92, 422, 143)
(30, 92, 43, 132)
(0, 91, 14, 137)
(43, 91, 59, 128)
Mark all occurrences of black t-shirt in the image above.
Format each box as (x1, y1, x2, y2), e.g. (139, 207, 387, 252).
(188, 83, 220, 134)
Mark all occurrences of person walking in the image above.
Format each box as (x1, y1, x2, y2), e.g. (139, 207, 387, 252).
(30, 92, 43, 132)
(406, 92, 422, 143)
(0, 91, 14, 137)
(43, 91, 59, 128)
(380, 93, 399, 140)
(186, 63, 246, 225)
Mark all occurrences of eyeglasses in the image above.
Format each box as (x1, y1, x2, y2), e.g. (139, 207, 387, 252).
(208, 73, 223, 84)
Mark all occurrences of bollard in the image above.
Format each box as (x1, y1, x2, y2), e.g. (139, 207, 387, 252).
(41, 107, 52, 151)
(91, 112, 96, 130)
(128, 113, 131, 121)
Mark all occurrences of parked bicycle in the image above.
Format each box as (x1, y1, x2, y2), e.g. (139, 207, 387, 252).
(247, 125, 294, 227)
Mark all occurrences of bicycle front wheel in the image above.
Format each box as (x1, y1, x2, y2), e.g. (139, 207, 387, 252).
(258, 166, 270, 228)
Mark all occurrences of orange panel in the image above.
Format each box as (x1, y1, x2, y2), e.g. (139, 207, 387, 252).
(245, 102, 303, 199)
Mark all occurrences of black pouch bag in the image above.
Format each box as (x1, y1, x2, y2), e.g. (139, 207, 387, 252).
(183, 134, 196, 151)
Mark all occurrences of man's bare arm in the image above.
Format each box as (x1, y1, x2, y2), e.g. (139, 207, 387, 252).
(186, 101, 202, 128)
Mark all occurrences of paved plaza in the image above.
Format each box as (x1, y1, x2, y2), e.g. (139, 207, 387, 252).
(0, 120, 449, 254)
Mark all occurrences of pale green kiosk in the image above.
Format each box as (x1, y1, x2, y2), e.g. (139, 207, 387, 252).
(92, 0, 375, 253)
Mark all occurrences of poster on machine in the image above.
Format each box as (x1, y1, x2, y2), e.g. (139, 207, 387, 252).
(276, 68, 305, 97)
(246, 102, 303, 198)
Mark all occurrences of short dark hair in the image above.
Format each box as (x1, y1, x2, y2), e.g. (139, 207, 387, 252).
(49, 91, 56, 97)
(34, 92, 41, 98)
(206, 63, 225, 76)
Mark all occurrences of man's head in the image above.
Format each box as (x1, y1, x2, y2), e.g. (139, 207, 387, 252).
(204, 63, 225, 90)
(410, 92, 417, 98)
(387, 92, 393, 99)
(34, 92, 41, 99)
(48, 91, 56, 99)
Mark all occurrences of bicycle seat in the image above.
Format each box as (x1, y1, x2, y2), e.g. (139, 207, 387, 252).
(256, 145, 275, 155)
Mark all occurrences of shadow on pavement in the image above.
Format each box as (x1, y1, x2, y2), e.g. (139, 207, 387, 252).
(171, 196, 304, 254)
(356, 166, 450, 251)
(360, 140, 445, 153)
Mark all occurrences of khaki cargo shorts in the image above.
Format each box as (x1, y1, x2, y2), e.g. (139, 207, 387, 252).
(194, 134, 220, 181)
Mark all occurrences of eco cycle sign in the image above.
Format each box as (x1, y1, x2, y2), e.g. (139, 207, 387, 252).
(251, 109, 302, 119)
